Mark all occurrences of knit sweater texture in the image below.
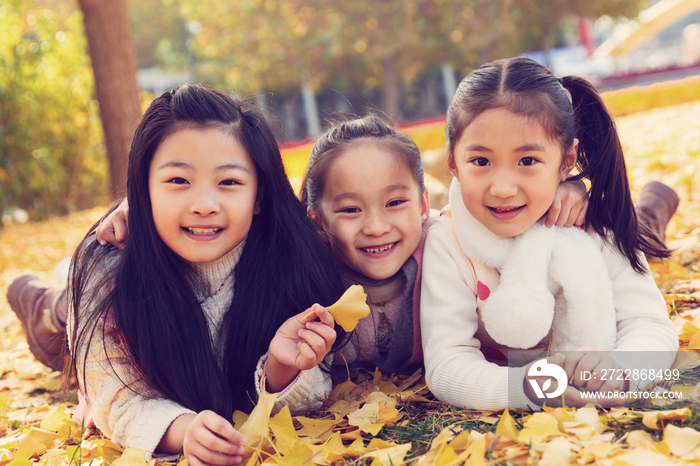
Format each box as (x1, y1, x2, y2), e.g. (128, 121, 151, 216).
(69, 240, 330, 453)
(420, 190, 679, 411)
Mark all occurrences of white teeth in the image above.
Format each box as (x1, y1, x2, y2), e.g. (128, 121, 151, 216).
(362, 243, 396, 254)
(493, 207, 519, 212)
(187, 227, 221, 235)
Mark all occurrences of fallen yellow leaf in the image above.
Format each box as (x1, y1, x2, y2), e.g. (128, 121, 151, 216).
(672, 350, 700, 370)
(110, 448, 149, 466)
(686, 330, 700, 349)
(495, 409, 519, 442)
(517, 413, 564, 444)
(39, 406, 70, 433)
(680, 322, 700, 342)
(295, 416, 337, 439)
(363, 439, 411, 466)
(348, 403, 384, 435)
(275, 442, 314, 466)
(642, 408, 691, 430)
(539, 437, 575, 466)
(238, 392, 277, 459)
(664, 424, 700, 456)
(269, 407, 300, 456)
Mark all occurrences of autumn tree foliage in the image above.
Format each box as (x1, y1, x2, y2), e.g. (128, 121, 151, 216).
(0, 0, 107, 220)
(166, 0, 645, 121)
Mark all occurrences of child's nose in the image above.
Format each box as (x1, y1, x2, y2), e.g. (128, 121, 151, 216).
(362, 211, 391, 236)
(191, 187, 220, 216)
(490, 172, 518, 198)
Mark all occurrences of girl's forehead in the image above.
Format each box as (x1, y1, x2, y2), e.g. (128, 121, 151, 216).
(151, 126, 254, 170)
(334, 140, 406, 170)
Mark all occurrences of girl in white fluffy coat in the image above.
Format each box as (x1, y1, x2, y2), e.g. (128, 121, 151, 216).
(420, 57, 678, 411)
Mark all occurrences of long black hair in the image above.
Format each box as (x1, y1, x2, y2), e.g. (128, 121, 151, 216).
(70, 84, 346, 417)
(444, 57, 669, 272)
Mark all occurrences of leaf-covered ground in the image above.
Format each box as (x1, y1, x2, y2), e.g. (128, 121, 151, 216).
(0, 101, 699, 465)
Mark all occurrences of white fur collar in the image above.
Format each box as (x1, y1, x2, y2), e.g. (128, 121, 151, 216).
(448, 179, 617, 351)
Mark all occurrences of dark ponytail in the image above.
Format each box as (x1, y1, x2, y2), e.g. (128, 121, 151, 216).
(562, 76, 670, 271)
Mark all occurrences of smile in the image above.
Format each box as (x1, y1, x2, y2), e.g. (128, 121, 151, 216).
(488, 206, 524, 213)
(184, 227, 223, 235)
(360, 242, 397, 254)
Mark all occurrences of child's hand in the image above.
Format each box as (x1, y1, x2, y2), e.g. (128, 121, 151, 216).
(96, 198, 129, 249)
(562, 346, 629, 395)
(265, 304, 336, 392)
(172, 411, 246, 466)
(545, 179, 588, 228)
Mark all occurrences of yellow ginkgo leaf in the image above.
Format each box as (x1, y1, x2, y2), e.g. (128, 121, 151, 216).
(269, 407, 300, 456)
(496, 409, 519, 442)
(110, 448, 149, 466)
(325, 285, 371, 332)
(237, 392, 276, 455)
(39, 407, 70, 433)
(664, 424, 700, 456)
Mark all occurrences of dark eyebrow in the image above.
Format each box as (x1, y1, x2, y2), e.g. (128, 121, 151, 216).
(156, 161, 193, 170)
(515, 143, 546, 152)
(332, 184, 411, 203)
(384, 184, 411, 193)
(156, 161, 251, 173)
(464, 144, 490, 152)
(216, 163, 250, 173)
(332, 192, 360, 203)
(464, 143, 546, 152)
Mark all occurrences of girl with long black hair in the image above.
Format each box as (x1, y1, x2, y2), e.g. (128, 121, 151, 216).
(68, 84, 346, 465)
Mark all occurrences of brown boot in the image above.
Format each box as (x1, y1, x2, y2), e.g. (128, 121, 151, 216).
(6, 274, 68, 371)
(637, 181, 679, 242)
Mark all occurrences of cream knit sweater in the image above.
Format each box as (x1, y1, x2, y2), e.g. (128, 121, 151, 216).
(420, 194, 679, 411)
(70, 241, 331, 452)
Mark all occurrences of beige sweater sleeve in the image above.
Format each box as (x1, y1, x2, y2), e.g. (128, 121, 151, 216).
(72, 320, 195, 451)
(254, 353, 332, 415)
(420, 223, 537, 411)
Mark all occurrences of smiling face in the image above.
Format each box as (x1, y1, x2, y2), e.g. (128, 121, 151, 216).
(449, 108, 576, 237)
(148, 127, 259, 263)
(311, 142, 429, 280)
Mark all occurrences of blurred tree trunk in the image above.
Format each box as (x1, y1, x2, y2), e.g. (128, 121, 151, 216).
(78, 0, 141, 198)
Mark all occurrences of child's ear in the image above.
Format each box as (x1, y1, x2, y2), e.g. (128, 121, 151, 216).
(307, 207, 329, 242)
(254, 187, 264, 215)
(420, 189, 430, 223)
(560, 138, 578, 182)
(447, 156, 459, 178)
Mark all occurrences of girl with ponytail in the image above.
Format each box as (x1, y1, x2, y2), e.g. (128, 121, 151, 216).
(421, 57, 678, 411)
